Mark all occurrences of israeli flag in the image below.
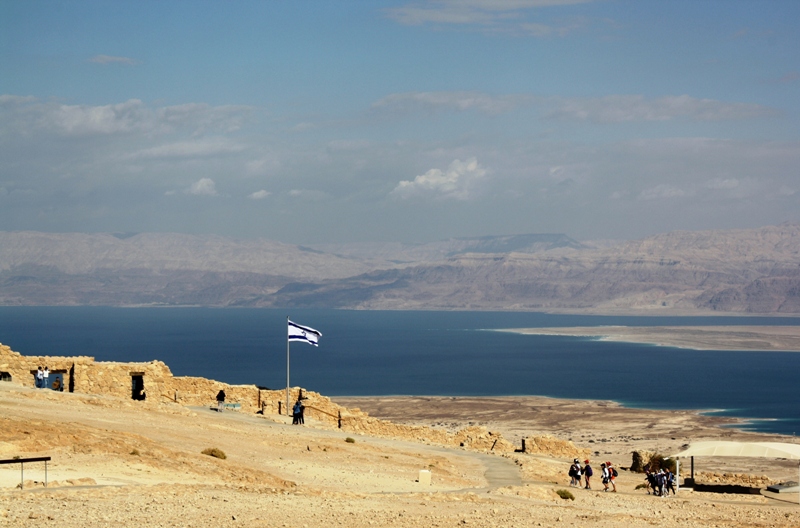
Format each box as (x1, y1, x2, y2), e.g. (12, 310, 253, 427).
(288, 320, 322, 346)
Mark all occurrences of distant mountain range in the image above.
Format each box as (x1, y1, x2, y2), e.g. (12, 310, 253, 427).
(1, 225, 799, 314)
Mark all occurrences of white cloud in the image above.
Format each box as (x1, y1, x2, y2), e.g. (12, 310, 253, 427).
(52, 99, 154, 135)
(88, 55, 138, 65)
(392, 157, 487, 200)
(157, 103, 252, 134)
(370, 92, 776, 123)
(245, 158, 279, 176)
(128, 138, 245, 160)
(545, 95, 778, 123)
(372, 91, 529, 116)
(705, 178, 739, 190)
(638, 184, 686, 201)
(0, 94, 37, 105)
(0, 95, 254, 137)
(187, 178, 218, 196)
(387, 0, 594, 31)
(249, 190, 271, 200)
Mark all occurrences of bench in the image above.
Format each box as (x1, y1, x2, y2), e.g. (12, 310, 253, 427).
(210, 402, 241, 411)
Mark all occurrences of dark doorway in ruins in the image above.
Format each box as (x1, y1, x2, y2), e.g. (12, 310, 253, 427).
(131, 374, 146, 400)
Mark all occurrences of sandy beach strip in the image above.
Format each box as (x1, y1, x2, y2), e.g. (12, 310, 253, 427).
(494, 325, 800, 351)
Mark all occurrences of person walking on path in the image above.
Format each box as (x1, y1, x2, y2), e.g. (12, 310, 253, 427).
(583, 460, 593, 490)
(568, 459, 582, 487)
(216, 389, 226, 412)
(607, 462, 617, 492)
(601, 463, 610, 492)
(36, 367, 43, 388)
(665, 468, 677, 496)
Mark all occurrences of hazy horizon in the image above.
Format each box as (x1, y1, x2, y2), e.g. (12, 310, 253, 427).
(2, 1, 799, 245)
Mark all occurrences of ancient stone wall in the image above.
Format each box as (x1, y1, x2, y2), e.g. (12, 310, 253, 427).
(167, 376, 278, 414)
(2, 342, 520, 454)
(0, 342, 172, 401)
(76, 360, 172, 401)
(0, 343, 92, 390)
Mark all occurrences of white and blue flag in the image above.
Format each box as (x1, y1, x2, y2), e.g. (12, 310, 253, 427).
(288, 320, 322, 346)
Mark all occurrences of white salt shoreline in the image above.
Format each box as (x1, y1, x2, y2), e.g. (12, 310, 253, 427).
(493, 325, 800, 352)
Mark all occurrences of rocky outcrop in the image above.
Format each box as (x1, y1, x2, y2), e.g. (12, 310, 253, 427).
(522, 435, 590, 459)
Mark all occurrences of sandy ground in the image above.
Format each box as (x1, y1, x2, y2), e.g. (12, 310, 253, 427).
(2, 383, 799, 527)
(499, 326, 800, 352)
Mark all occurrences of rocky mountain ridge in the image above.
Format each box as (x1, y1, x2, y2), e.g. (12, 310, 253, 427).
(1, 225, 798, 313)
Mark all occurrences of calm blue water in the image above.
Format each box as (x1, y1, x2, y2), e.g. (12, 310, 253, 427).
(1, 307, 798, 436)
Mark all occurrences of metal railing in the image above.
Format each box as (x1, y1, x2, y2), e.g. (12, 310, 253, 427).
(0, 456, 51, 489)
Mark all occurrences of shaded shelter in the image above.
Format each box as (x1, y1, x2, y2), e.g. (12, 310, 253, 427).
(672, 441, 800, 502)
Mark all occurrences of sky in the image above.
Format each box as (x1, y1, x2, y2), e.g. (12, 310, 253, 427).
(1, 0, 799, 244)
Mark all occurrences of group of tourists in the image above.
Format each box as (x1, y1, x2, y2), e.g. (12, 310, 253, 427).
(35, 366, 49, 389)
(568, 459, 617, 492)
(569, 459, 678, 496)
(644, 467, 676, 497)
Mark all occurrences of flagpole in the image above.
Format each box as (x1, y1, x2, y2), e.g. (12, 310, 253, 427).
(286, 315, 290, 419)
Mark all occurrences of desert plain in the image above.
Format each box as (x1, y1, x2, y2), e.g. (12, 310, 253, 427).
(1, 326, 800, 527)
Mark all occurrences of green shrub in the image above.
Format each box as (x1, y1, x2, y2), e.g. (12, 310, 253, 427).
(345, 437, 356, 443)
(555, 489, 575, 501)
(635, 483, 648, 490)
(202, 447, 227, 459)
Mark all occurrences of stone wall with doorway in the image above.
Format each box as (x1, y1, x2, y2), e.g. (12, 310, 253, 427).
(73, 360, 172, 401)
(0, 342, 172, 400)
(0, 342, 92, 390)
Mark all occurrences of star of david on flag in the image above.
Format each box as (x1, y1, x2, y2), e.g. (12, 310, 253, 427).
(288, 320, 322, 346)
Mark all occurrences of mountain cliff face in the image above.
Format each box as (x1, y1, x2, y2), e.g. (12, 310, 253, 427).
(271, 224, 800, 314)
(1, 225, 798, 313)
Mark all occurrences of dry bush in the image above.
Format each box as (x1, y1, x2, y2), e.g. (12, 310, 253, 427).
(202, 447, 227, 459)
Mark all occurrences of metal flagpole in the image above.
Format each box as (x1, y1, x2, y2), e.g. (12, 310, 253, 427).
(286, 316, 290, 419)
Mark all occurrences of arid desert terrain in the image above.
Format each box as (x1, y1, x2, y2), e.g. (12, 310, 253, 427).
(2, 375, 799, 527)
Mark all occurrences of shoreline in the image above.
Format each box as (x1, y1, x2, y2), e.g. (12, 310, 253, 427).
(329, 392, 798, 438)
(331, 394, 799, 479)
(495, 325, 800, 352)
(332, 393, 776, 435)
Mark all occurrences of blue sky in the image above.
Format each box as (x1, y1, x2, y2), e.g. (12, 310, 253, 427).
(1, 0, 798, 243)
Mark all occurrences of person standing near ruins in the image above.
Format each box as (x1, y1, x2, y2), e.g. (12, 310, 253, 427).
(43, 367, 50, 389)
(292, 400, 302, 425)
(216, 389, 226, 412)
(36, 366, 43, 388)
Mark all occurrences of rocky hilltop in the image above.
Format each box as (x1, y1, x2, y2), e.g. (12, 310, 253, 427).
(1, 224, 799, 313)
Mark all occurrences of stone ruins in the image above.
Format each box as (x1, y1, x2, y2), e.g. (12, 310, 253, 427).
(0, 342, 586, 457)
